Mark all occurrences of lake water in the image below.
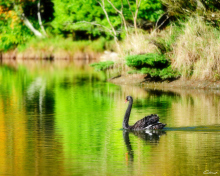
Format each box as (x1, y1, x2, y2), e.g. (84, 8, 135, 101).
(0, 60, 220, 176)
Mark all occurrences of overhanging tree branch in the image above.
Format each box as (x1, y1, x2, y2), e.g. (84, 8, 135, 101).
(13, 1, 44, 38)
(154, 13, 169, 32)
(71, 21, 114, 35)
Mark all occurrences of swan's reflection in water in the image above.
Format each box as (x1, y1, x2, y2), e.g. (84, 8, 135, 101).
(123, 130, 166, 162)
(123, 130, 134, 162)
(132, 130, 166, 143)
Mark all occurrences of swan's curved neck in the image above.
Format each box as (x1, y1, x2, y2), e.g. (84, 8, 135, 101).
(123, 98, 133, 129)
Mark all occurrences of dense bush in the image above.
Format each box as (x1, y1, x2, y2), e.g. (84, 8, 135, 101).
(128, 66, 180, 80)
(0, 4, 33, 51)
(126, 53, 180, 80)
(125, 53, 169, 68)
(141, 66, 180, 79)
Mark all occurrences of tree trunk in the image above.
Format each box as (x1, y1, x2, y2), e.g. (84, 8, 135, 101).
(22, 14, 44, 38)
(37, 0, 47, 36)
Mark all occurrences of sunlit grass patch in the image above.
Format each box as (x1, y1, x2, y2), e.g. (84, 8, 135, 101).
(17, 37, 113, 60)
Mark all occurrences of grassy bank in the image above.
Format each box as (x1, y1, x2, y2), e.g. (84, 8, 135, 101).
(2, 37, 115, 60)
(172, 18, 220, 80)
(112, 17, 220, 81)
(2, 16, 220, 81)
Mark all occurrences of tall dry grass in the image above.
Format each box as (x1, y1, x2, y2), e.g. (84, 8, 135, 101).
(121, 18, 220, 81)
(171, 17, 220, 80)
(120, 31, 159, 56)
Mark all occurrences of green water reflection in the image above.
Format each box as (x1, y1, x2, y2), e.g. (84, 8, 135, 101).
(0, 61, 220, 176)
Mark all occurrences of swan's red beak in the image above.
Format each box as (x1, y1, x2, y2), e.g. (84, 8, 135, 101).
(125, 100, 127, 103)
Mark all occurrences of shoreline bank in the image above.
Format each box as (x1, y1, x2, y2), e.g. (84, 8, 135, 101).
(1, 58, 220, 90)
(109, 74, 220, 90)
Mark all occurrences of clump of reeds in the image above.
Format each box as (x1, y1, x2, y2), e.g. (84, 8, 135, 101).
(171, 17, 220, 80)
(120, 31, 159, 56)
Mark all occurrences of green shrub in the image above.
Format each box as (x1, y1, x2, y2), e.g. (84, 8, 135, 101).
(90, 61, 114, 71)
(158, 66, 181, 79)
(138, 66, 180, 80)
(127, 64, 180, 80)
(125, 53, 169, 69)
(141, 67, 158, 75)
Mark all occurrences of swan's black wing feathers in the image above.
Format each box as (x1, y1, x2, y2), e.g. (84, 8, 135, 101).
(130, 114, 166, 130)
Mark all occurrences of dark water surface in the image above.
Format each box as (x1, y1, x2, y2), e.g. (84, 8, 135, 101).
(0, 61, 220, 176)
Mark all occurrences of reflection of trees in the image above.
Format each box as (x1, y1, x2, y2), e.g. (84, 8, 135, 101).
(0, 65, 65, 175)
(26, 77, 46, 114)
(167, 89, 220, 127)
(148, 131, 220, 176)
(26, 77, 55, 133)
(1, 62, 220, 175)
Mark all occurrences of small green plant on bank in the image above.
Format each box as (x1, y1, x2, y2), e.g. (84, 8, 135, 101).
(126, 53, 180, 80)
(90, 61, 114, 71)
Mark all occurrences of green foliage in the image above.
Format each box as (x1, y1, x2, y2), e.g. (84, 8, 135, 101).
(0, 23, 33, 51)
(141, 66, 180, 79)
(90, 61, 114, 71)
(138, 0, 164, 22)
(126, 53, 180, 80)
(1, 0, 164, 51)
(51, 0, 164, 38)
(125, 53, 169, 68)
(0, 4, 33, 51)
(128, 66, 180, 80)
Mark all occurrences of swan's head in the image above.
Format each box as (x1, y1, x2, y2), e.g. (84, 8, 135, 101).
(125, 96, 133, 103)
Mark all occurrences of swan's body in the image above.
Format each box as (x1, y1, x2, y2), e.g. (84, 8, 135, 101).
(123, 96, 166, 130)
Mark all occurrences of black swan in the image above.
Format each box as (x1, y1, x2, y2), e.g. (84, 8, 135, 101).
(123, 96, 166, 130)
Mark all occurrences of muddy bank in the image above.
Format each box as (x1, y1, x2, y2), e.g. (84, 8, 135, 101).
(109, 74, 220, 89)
